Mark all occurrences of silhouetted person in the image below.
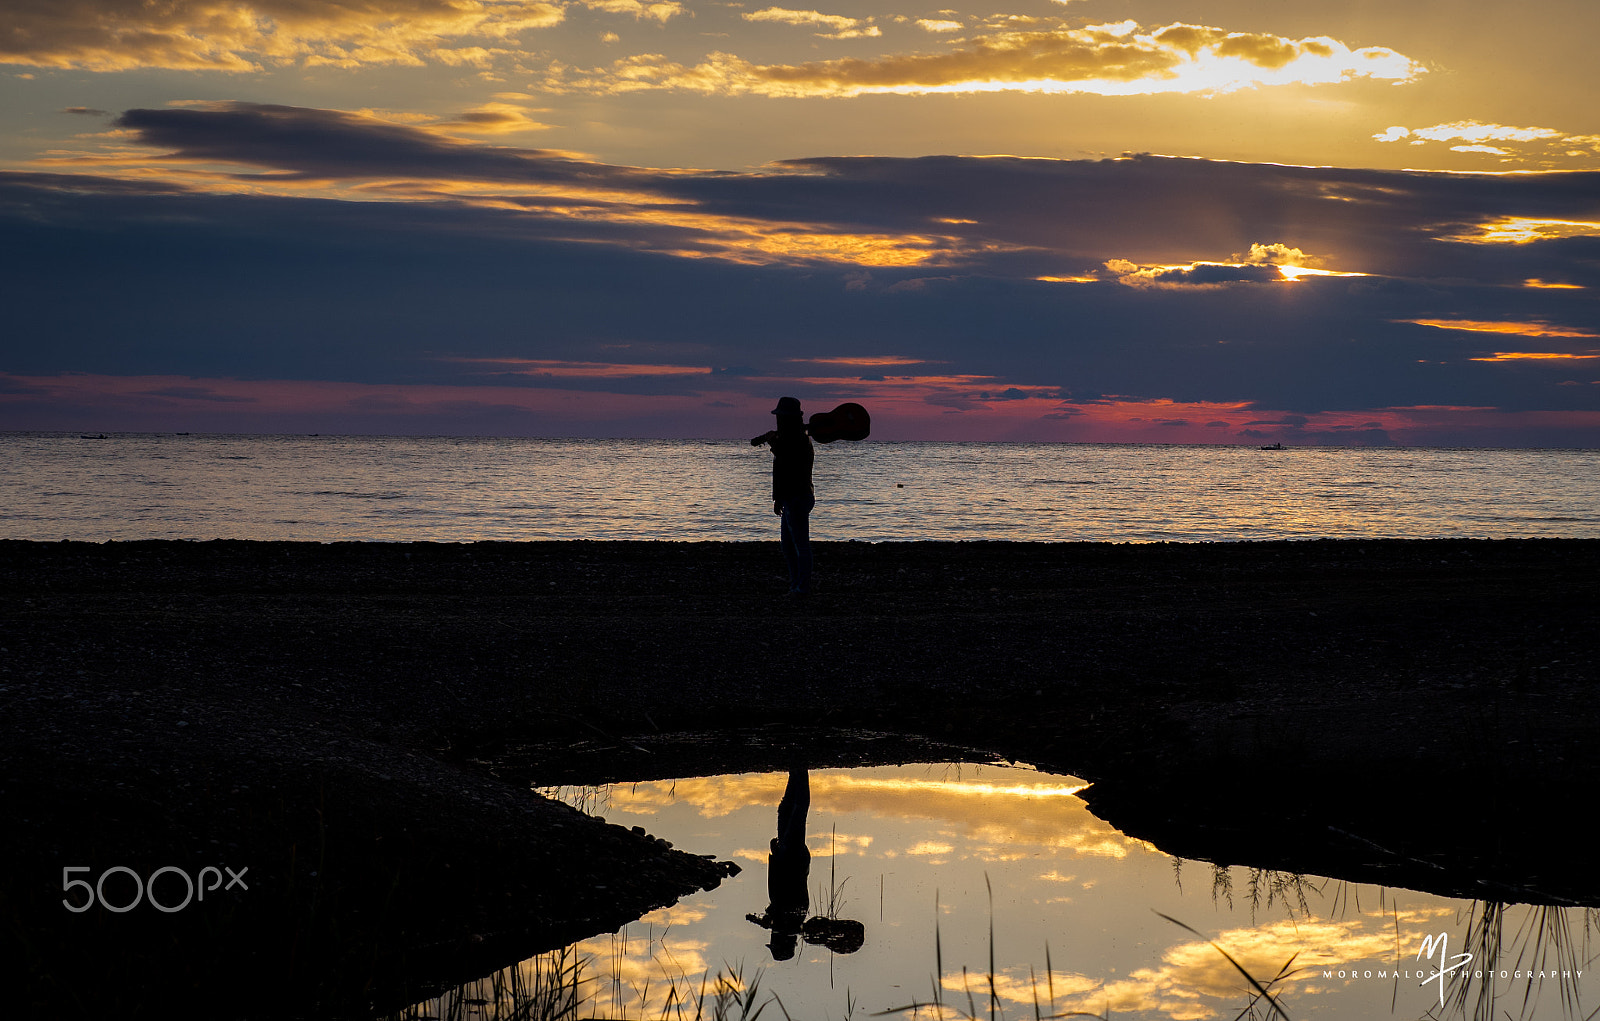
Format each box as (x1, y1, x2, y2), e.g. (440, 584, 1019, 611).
(767, 397, 814, 594)
(746, 768, 811, 960)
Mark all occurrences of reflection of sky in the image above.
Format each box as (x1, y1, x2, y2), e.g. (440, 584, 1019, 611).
(407, 764, 1596, 1020)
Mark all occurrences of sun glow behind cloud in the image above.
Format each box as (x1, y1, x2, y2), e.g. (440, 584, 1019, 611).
(550, 21, 1422, 98)
(1445, 218, 1600, 244)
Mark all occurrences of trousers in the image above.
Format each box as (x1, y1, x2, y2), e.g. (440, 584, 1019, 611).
(778, 493, 815, 593)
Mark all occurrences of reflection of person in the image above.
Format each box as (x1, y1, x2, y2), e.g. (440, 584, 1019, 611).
(767, 397, 815, 595)
(746, 769, 811, 960)
(745, 769, 867, 960)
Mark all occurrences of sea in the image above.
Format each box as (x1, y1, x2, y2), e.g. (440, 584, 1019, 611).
(2, 431, 1597, 543)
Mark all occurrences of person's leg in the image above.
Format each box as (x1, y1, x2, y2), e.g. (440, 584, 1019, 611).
(788, 494, 813, 592)
(780, 500, 800, 590)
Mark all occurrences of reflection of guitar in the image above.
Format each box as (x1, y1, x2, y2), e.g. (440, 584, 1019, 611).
(750, 403, 871, 445)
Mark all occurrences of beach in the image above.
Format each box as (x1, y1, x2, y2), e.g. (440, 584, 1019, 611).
(3, 537, 1597, 1016)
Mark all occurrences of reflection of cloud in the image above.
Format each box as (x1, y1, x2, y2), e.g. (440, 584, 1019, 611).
(0, 0, 564, 71)
(638, 904, 708, 926)
(554, 21, 1420, 97)
(1037, 914, 1451, 1018)
(908, 840, 954, 856)
(573, 929, 708, 1015)
(597, 771, 1156, 860)
(947, 966, 1100, 1005)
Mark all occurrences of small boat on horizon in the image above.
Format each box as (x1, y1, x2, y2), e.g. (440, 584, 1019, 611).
(80, 433, 107, 439)
(1259, 442, 1285, 450)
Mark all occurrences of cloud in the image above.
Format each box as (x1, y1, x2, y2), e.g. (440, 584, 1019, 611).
(578, 0, 684, 23)
(1396, 319, 1598, 339)
(1376, 121, 1566, 145)
(137, 384, 257, 403)
(916, 19, 963, 34)
(742, 8, 880, 40)
(103, 102, 632, 187)
(555, 21, 1422, 97)
(431, 101, 550, 134)
(6, 113, 1600, 442)
(1102, 244, 1341, 288)
(1232, 242, 1320, 268)
(1374, 120, 1600, 164)
(440, 357, 713, 376)
(0, 0, 564, 72)
(1105, 257, 1285, 288)
(27, 105, 1600, 297)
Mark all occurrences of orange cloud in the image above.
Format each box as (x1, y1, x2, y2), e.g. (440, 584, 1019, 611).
(0, 0, 564, 72)
(1398, 319, 1598, 338)
(578, 0, 684, 23)
(430, 101, 551, 134)
(785, 356, 931, 366)
(1376, 121, 1565, 145)
(1444, 218, 1600, 245)
(1102, 244, 1362, 288)
(1468, 352, 1599, 362)
(742, 7, 881, 40)
(553, 21, 1421, 97)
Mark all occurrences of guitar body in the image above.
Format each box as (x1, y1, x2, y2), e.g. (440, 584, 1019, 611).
(806, 403, 871, 443)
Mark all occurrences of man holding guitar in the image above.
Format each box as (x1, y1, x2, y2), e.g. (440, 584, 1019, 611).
(751, 398, 871, 595)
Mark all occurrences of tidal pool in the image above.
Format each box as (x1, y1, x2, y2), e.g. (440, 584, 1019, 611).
(398, 763, 1595, 1021)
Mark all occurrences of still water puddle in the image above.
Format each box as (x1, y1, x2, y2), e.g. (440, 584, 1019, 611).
(401, 763, 1595, 1020)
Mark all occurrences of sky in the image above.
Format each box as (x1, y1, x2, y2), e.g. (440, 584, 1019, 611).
(2, 0, 1598, 444)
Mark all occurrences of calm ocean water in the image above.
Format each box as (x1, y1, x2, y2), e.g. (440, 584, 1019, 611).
(2, 432, 1596, 542)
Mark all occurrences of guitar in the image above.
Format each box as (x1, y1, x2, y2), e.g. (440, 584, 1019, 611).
(750, 403, 871, 445)
(805, 402, 871, 443)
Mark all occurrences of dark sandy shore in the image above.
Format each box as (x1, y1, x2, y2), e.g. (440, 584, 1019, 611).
(2, 538, 1597, 1017)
